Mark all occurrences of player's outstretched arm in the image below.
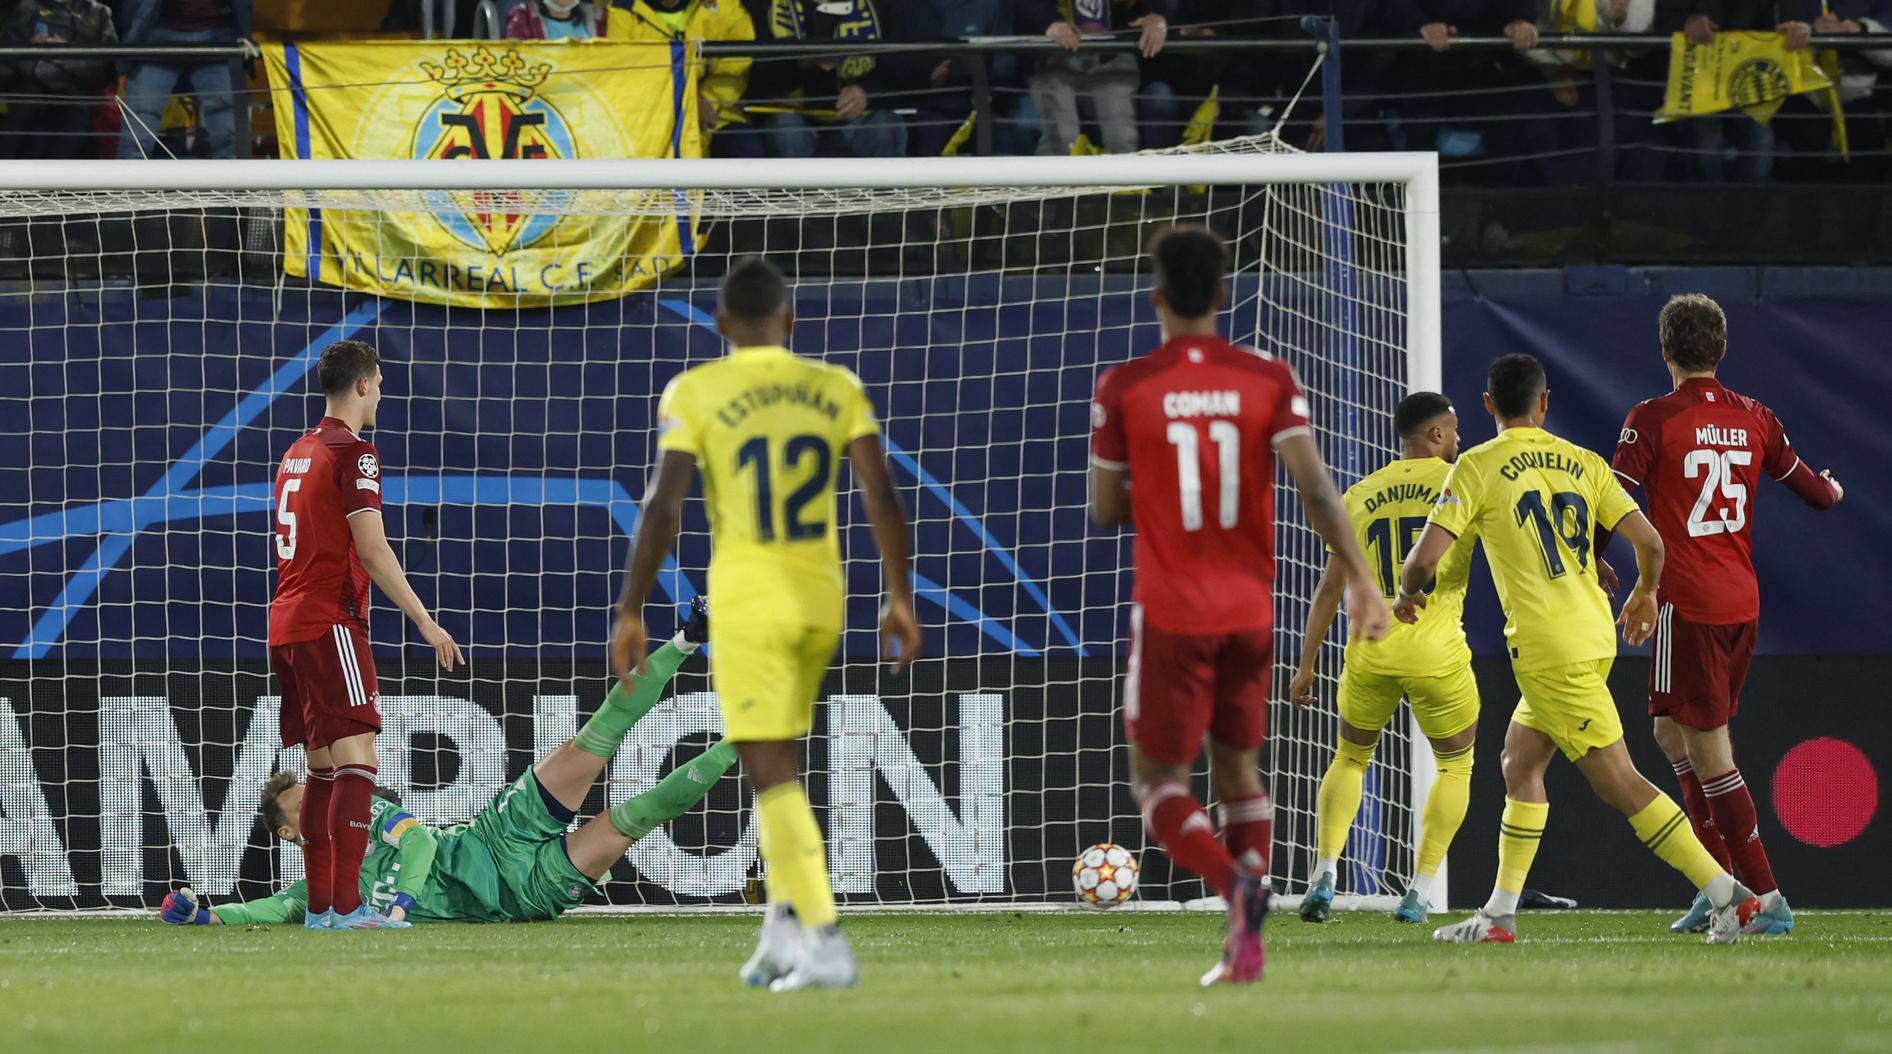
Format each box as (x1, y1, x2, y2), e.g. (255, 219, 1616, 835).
(1610, 509, 1666, 647)
(848, 434, 922, 671)
(349, 510, 463, 671)
(614, 450, 697, 683)
(1289, 557, 1345, 708)
(1277, 433, 1390, 642)
(163, 882, 309, 926)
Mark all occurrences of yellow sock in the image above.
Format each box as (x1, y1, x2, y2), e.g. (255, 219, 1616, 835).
(1417, 743, 1473, 877)
(1629, 793, 1724, 890)
(756, 809, 787, 908)
(1496, 797, 1548, 895)
(755, 782, 837, 928)
(1315, 737, 1376, 866)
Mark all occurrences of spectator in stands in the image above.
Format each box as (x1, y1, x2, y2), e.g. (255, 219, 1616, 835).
(604, 0, 754, 144)
(1525, 0, 1657, 182)
(1142, 0, 1326, 151)
(0, 0, 117, 159)
(1670, 0, 1818, 181)
(506, 0, 603, 38)
(900, 0, 1033, 155)
(114, 0, 250, 160)
(1021, 0, 1174, 155)
(725, 0, 919, 158)
(1396, 0, 1543, 182)
(1774, 0, 1892, 181)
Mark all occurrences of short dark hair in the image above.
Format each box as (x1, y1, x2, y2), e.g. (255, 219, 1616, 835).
(1487, 353, 1547, 420)
(259, 770, 298, 837)
(1149, 225, 1226, 320)
(317, 340, 381, 397)
(1395, 391, 1455, 440)
(1659, 293, 1727, 373)
(718, 255, 790, 323)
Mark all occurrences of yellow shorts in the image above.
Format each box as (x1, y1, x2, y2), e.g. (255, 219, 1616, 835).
(1510, 657, 1624, 761)
(711, 621, 840, 741)
(1338, 662, 1481, 742)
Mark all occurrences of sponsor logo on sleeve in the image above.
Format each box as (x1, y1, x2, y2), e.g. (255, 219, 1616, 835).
(1435, 487, 1461, 506)
(1620, 427, 1638, 445)
(357, 453, 380, 478)
(1290, 394, 1310, 419)
(356, 478, 380, 493)
(1090, 402, 1106, 429)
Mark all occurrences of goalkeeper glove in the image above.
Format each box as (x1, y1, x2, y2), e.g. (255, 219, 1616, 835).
(159, 886, 211, 926)
(387, 892, 417, 918)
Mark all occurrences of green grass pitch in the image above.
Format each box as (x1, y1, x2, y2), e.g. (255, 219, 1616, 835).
(4, 910, 1890, 1053)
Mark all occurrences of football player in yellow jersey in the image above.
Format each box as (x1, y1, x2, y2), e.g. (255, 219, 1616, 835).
(1397, 354, 1759, 945)
(1288, 392, 1478, 927)
(612, 256, 923, 991)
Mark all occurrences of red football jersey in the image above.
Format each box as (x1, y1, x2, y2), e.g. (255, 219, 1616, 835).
(1091, 335, 1311, 634)
(269, 417, 383, 646)
(1612, 378, 1831, 624)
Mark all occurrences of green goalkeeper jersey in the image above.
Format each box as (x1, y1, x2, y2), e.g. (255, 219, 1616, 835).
(213, 795, 519, 925)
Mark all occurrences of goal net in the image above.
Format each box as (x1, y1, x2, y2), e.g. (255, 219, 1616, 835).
(0, 139, 1439, 913)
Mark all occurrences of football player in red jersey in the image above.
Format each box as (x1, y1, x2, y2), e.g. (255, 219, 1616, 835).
(1608, 294, 1843, 937)
(1090, 226, 1389, 985)
(270, 340, 464, 931)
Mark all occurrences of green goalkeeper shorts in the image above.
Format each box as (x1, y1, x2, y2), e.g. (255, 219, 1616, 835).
(464, 769, 608, 922)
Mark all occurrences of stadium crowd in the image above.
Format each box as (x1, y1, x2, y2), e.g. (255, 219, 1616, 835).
(0, 0, 1888, 179)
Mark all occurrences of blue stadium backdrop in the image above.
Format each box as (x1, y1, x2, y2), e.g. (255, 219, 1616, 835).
(0, 275, 1885, 909)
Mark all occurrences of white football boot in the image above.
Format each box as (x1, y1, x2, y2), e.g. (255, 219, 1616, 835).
(1431, 910, 1516, 943)
(1705, 894, 1761, 945)
(770, 925, 859, 992)
(739, 903, 802, 988)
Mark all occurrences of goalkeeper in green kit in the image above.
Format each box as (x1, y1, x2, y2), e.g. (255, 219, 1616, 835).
(160, 599, 730, 927)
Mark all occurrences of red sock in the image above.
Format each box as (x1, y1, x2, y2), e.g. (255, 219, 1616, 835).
(301, 768, 337, 914)
(329, 764, 379, 915)
(1216, 793, 1274, 880)
(1142, 782, 1236, 898)
(1702, 768, 1777, 896)
(1670, 757, 1733, 871)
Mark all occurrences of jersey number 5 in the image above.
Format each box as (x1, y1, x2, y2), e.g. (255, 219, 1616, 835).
(275, 478, 301, 560)
(736, 434, 833, 542)
(1683, 448, 1752, 537)
(1166, 420, 1240, 531)
(1364, 516, 1435, 598)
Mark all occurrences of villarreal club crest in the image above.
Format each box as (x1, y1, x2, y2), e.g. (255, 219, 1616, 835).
(413, 46, 576, 255)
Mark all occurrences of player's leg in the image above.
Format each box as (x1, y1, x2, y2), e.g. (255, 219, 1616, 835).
(1673, 621, 1787, 933)
(562, 739, 740, 878)
(726, 624, 853, 992)
(320, 625, 398, 930)
(1305, 665, 1400, 921)
(1401, 664, 1482, 924)
(535, 603, 708, 810)
(1196, 628, 1274, 987)
(272, 644, 334, 930)
(1124, 619, 1238, 903)
(1435, 718, 1551, 944)
(1656, 716, 1721, 932)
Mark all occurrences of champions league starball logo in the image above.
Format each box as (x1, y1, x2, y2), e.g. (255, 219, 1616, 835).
(412, 47, 575, 255)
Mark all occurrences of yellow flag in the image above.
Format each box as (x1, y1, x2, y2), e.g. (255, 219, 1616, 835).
(1658, 31, 1834, 125)
(941, 111, 976, 157)
(1181, 87, 1220, 147)
(1554, 0, 1598, 70)
(263, 41, 702, 308)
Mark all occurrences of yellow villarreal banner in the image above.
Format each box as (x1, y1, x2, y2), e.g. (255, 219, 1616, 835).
(1658, 31, 1833, 125)
(263, 41, 702, 307)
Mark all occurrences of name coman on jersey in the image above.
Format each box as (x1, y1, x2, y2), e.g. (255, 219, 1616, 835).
(1090, 335, 1311, 635)
(270, 417, 383, 646)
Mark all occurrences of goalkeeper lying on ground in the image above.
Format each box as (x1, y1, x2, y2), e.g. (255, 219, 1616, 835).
(160, 599, 730, 927)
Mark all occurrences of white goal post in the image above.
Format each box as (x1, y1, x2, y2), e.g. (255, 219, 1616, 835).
(0, 145, 1441, 913)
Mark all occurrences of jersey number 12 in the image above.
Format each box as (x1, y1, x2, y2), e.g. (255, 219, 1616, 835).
(1166, 420, 1240, 531)
(736, 434, 833, 542)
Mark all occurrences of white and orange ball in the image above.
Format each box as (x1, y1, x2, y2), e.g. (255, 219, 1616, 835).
(1072, 843, 1139, 907)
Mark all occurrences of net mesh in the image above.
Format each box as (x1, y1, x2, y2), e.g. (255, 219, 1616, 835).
(0, 137, 1425, 911)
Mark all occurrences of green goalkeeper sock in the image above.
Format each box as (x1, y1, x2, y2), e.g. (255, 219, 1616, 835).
(608, 739, 739, 840)
(574, 638, 696, 758)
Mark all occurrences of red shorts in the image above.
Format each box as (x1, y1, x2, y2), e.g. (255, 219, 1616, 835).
(271, 624, 381, 751)
(1123, 609, 1271, 766)
(1649, 605, 1755, 730)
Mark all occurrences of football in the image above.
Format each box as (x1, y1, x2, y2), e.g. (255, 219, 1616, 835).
(1072, 843, 1139, 907)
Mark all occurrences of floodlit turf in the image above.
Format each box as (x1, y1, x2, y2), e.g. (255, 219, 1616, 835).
(3, 910, 1890, 1053)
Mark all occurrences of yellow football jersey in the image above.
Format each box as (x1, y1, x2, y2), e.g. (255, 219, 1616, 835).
(1427, 426, 1641, 672)
(1340, 456, 1475, 677)
(655, 345, 879, 629)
